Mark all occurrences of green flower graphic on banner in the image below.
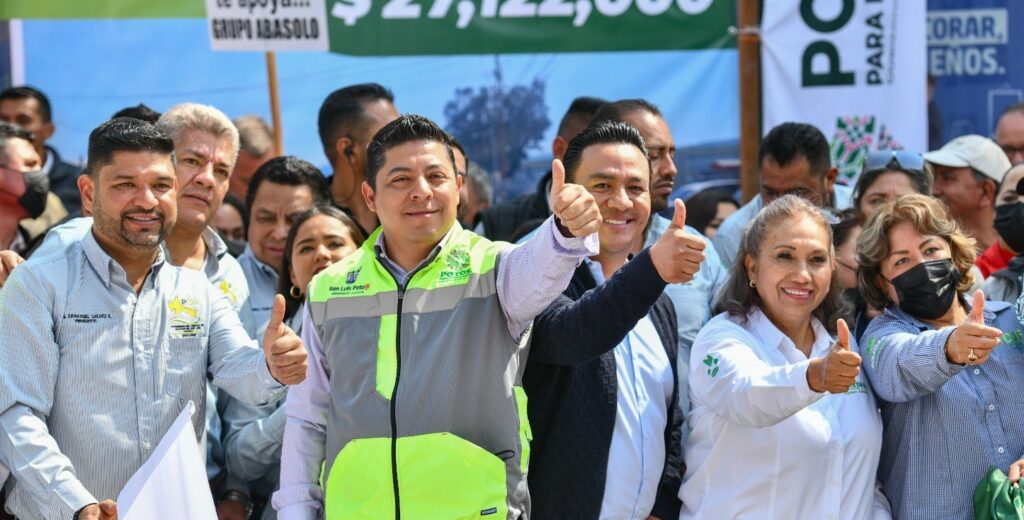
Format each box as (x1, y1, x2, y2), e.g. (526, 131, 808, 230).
(830, 115, 906, 187)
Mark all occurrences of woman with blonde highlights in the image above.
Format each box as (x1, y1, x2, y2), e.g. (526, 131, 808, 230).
(680, 195, 889, 519)
(857, 193, 1024, 518)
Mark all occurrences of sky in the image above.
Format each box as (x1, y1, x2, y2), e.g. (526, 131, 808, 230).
(21, 18, 739, 169)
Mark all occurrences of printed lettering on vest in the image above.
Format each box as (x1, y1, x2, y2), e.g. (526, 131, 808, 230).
(439, 246, 473, 286)
(480, 507, 498, 516)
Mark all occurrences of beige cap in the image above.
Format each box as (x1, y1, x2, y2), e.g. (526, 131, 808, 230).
(924, 134, 1012, 183)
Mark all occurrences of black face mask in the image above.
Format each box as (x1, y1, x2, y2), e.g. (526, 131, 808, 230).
(995, 202, 1024, 253)
(18, 169, 49, 219)
(889, 258, 961, 320)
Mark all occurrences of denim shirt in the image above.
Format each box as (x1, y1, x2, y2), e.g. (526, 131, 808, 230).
(861, 301, 1024, 519)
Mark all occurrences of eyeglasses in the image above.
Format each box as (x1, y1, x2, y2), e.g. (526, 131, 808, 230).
(862, 150, 926, 175)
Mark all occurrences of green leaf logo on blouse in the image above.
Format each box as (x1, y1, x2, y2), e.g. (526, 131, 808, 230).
(703, 354, 720, 377)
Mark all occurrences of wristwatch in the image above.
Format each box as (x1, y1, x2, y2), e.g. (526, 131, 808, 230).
(221, 489, 254, 519)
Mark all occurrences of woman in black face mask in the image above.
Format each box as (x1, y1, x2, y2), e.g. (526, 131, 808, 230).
(856, 193, 1024, 519)
(981, 164, 1024, 304)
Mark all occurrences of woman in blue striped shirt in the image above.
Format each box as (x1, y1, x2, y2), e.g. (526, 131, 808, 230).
(857, 193, 1024, 518)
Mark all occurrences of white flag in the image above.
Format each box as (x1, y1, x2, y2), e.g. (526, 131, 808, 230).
(761, 1, 927, 185)
(117, 401, 217, 520)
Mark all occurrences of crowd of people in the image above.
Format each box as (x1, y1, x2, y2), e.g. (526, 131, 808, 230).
(0, 82, 1022, 520)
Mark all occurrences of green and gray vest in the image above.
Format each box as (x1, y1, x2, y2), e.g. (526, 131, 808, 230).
(308, 224, 533, 520)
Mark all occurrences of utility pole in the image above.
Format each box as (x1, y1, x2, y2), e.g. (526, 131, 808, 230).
(737, 0, 762, 203)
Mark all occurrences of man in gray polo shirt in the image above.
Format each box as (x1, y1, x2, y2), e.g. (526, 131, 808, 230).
(0, 118, 308, 520)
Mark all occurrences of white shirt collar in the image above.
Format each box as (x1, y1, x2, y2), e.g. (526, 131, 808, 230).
(747, 307, 834, 362)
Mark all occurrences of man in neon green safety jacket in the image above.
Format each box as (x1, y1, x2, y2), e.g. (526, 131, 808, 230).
(273, 114, 601, 520)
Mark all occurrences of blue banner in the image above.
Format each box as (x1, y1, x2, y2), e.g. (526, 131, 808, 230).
(928, 0, 1024, 146)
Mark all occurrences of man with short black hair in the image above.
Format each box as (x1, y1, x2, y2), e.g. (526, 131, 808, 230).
(925, 134, 1013, 270)
(318, 83, 399, 235)
(0, 122, 47, 256)
(591, 99, 678, 213)
(275, 114, 600, 518)
(713, 122, 852, 267)
(111, 103, 161, 123)
(526, 121, 706, 519)
(996, 102, 1024, 165)
(477, 96, 606, 241)
(0, 118, 307, 520)
(239, 156, 329, 338)
(0, 86, 82, 215)
(588, 101, 729, 455)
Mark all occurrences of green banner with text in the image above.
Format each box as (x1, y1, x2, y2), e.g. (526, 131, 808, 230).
(325, 0, 734, 55)
(0, 0, 204, 19)
(3, 0, 734, 56)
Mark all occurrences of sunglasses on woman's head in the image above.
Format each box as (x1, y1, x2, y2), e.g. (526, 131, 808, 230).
(862, 150, 925, 175)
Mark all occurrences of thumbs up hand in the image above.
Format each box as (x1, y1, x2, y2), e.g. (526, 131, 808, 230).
(807, 319, 863, 393)
(946, 290, 1002, 365)
(648, 199, 706, 284)
(968, 289, 986, 324)
(262, 294, 308, 385)
(549, 158, 602, 238)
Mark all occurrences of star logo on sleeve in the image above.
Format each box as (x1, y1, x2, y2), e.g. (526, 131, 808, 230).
(218, 281, 238, 303)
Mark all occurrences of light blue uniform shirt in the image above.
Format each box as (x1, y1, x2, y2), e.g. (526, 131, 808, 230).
(585, 260, 673, 520)
(238, 244, 280, 339)
(861, 301, 1024, 519)
(644, 215, 727, 449)
(0, 230, 283, 519)
(32, 217, 251, 484)
(221, 307, 303, 520)
(712, 184, 854, 269)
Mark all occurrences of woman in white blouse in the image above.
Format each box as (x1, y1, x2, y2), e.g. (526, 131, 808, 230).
(679, 195, 890, 519)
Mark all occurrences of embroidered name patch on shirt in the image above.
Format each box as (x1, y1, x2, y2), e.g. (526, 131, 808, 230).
(63, 313, 113, 324)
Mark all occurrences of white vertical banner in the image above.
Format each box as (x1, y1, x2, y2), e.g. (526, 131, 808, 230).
(762, 0, 927, 185)
(117, 401, 217, 520)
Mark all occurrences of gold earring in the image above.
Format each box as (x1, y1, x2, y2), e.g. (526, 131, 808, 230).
(290, 285, 302, 299)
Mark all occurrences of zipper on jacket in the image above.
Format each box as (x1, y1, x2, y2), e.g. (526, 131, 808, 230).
(379, 248, 434, 520)
(390, 285, 405, 520)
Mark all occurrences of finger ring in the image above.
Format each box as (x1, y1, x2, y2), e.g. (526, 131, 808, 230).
(968, 349, 978, 362)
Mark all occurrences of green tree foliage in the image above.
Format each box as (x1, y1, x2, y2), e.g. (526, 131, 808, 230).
(444, 78, 550, 182)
